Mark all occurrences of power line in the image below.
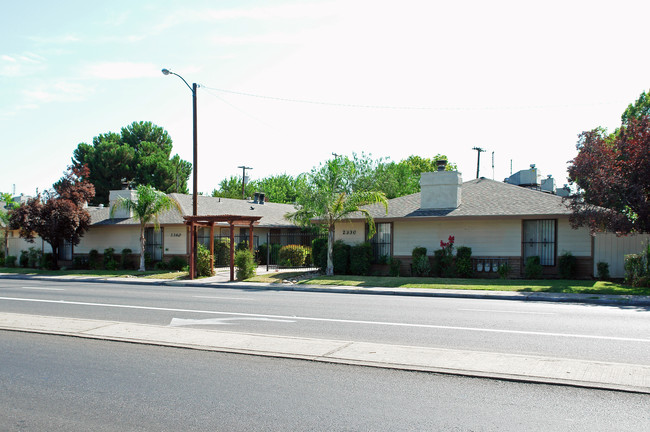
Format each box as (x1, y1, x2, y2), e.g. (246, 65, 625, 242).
(200, 84, 626, 112)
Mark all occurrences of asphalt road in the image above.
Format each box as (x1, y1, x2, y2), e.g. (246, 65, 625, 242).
(0, 278, 649, 365)
(2, 331, 649, 432)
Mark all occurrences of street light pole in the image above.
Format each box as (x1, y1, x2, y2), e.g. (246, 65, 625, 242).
(162, 68, 199, 277)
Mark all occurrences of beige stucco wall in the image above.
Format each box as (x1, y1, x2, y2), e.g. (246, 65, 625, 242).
(163, 225, 187, 255)
(393, 219, 523, 256)
(76, 225, 142, 254)
(557, 218, 591, 256)
(335, 220, 366, 245)
(6, 231, 46, 257)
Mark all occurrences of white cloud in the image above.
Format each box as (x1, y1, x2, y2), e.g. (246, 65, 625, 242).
(81, 62, 160, 80)
(0, 52, 46, 77)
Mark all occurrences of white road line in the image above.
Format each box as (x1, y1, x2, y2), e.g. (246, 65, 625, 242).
(20, 287, 65, 291)
(170, 317, 295, 326)
(192, 296, 254, 300)
(458, 308, 555, 315)
(1, 296, 648, 343)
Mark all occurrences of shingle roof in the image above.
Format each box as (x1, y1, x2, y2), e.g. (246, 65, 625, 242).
(354, 178, 572, 221)
(88, 193, 297, 227)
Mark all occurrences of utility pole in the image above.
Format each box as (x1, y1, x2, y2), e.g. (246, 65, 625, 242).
(472, 147, 486, 179)
(491, 151, 495, 180)
(238, 166, 253, 199)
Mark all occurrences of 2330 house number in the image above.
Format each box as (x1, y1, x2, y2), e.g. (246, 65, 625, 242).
(342, 230, 357, 235)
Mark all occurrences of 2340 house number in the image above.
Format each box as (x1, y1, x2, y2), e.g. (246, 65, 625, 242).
(342, 230, 357, 235)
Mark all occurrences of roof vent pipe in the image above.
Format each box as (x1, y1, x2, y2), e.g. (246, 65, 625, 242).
(259, 192, 265, 204)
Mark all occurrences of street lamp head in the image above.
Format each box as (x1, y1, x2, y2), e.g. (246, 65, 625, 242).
(161, 68, 171, 75)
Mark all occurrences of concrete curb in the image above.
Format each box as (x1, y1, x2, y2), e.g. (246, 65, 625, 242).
(2, 273, 650, 307)
(1, 312, 648, 394)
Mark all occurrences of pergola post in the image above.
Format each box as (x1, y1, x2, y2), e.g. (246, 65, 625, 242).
(249, 221, 254, 254)
(209, 222, 214, 271)
(229, 222, 235, 282)
(189, 221, 195, 280)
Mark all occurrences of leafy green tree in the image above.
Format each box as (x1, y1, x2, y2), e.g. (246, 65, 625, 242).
(211, 176, 248, 199)
(621, 89, 650, 125)
(73, 121, 191, 205)
(287, 157, 388, 275)
(253, 174, 306, 204)
(110, 184, 181, 271)
(374, 154, 457, 198)
(9, 166, 95, 269)
(0, 192, 19, 259)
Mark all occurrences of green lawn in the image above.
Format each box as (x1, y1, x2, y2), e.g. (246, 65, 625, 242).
(0, 267, 188, 280)
(248, 273, 650, 296)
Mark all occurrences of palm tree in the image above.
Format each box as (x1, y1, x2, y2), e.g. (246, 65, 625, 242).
(287, 157, 388, 276)
(110, 185, 181, 271)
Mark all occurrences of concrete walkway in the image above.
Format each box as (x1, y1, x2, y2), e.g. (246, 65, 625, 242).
(1, 312, 648, 394)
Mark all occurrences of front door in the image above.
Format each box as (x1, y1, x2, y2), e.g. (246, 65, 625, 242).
(145, 227, 163, 261)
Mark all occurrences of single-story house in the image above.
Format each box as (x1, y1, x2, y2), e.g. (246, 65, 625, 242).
(334, 165, 649, 279)
(5, 190, 304, 266)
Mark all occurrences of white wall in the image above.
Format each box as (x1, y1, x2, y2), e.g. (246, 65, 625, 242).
(557, 219, 591, 256)
(6, 231, 46, 257)
(76, 225, 142, 253)
(594, 233, 650, 278)
(164, 225, 187, 255)
(335, 221, 366, 245)
(393, 219, 523, 256)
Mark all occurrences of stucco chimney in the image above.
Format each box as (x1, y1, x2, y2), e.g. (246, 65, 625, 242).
(420, 170, 462, 209)
(109, 189, 138, 218)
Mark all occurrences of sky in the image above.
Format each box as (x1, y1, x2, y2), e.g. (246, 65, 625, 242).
(2, 0, 650, 198)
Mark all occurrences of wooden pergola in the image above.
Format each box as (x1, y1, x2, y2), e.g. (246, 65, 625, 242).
(183, 215, 262, 281)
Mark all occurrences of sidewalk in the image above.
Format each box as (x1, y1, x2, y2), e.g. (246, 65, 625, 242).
(1, 312, 648, 394)
(2, 271, 650, 307)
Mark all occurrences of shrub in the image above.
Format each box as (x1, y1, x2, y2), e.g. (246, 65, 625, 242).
(40, 253, 56, 270)
(168, 256, 187, 271)
(120, 248, 133, 270)
(214, 238, 230, 266)
(0, 251, 4, 266)
(104, 248, 117, 271)
(525, 256, 543, 279)
(332, 240, 350, 274)
(389, 257, 401, 277)
(312, 237, 328, 270)
(411, 247, 429, 276)
(88, 249, 101, 270)
(432, 249, 445, 277)
(235, 249, 257, 280)
(144, 252, 153, 270)
(412, 247, 427, 260)
(558, 251, 577, 279)
(497, 261, 511, 279)
(279, 245, 309, 267)
(412, 255, 431, 277)
(27, 247, 41, 268)
(455, 246, 473, 278)
(624, 252, 648, 287)
(349, 242, 372, 275)
(196, 243, 214, 277)
(155, 261, 169, 270)
(73, 255, 88, 269)
(597, 262, 610, 281)
(19, 250, 29, 268)
(437, 236, 455, 277)
(257, 244, 269, 265)
(6, 255, 17, 267)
